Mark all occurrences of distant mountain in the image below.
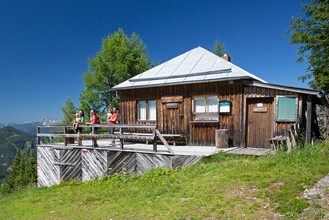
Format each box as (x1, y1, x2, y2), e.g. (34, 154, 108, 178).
(8, 122, 39, 136)
(0, 118, 60, 135)
(0, 126, 36, 181)
(40, 117, 60, 126)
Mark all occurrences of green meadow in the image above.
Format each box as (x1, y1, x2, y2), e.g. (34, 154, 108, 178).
(1, 141, 329, 219)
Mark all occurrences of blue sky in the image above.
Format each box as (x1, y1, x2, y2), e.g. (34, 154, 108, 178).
(0, 0, 309, 123)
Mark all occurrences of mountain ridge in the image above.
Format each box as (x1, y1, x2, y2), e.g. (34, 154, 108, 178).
(0, 118, 60, 135)
(0, 126, 36, 181)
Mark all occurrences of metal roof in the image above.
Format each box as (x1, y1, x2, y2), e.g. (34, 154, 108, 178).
(244, 80, 321, 96)
(113, 46, 267, 90)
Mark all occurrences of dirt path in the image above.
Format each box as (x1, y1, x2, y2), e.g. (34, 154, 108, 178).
(300, 174, 329, 219)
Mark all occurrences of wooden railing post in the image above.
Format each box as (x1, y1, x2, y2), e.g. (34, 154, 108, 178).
(153, 127, 157, 152)
(91, 125, 96, 147)
(155, 129, 174, 154)
(37, 126, 41, 145)
(64, 126, 67, 146)
(306, 95, 313, 144)
(120, 126, 124, 149)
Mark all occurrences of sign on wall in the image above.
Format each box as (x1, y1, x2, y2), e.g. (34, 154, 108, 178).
(276, 96, 297, 121)
(219, 100, 231, 113)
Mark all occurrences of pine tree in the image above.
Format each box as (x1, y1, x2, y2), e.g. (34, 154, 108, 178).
(289, 0, 329, 90)
(4, 150, 37, 192)
(25, 151, 37, 186)
(211, 39, 226, 57)
(6, 150, 22, 189)
(79, 28, 151, 118)
(61, 98, 77, 124)
(17, 155, 27, 187)
(289, 0, 329, 136)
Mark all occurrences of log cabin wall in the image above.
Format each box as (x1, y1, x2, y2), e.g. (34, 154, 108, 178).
(118, 80, 244, 146)
(243, 85, 306, 141)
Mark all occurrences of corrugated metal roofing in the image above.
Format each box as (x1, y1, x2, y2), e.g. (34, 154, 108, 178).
(113, 46, 267, 90)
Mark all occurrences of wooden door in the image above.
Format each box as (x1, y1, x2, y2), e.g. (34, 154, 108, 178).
(246, 97, 273, 148)
(162, 102, 184, 134)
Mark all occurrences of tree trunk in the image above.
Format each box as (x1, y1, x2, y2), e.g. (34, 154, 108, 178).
(325, 107, 329, 138)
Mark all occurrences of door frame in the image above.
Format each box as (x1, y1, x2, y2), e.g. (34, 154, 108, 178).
(245, 97, 274, 148)
(161, 102, 184, 134)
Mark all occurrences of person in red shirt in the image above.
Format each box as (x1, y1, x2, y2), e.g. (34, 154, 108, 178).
(108, 107, 118, 145)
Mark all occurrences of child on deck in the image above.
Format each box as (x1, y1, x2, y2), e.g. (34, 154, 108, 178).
(73, 113, 81, 130)
(73, 110, 85, 146)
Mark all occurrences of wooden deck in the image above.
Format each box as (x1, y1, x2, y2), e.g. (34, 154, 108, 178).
(222, 147, 272, 156)
(39, 139, 220, 156)
(39, 139, 271, 157)
(37, 124, 272, 157)
(36, 124, 272, 187)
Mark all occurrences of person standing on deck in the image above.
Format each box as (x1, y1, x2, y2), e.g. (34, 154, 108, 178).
(73, 110, 85, 146)
(88, 109, 100, 147)
(107, 108, 113, 123)
(108, 107, 118, 145)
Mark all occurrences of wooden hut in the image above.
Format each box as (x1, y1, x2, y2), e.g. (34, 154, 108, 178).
(113, 47, 323, 149)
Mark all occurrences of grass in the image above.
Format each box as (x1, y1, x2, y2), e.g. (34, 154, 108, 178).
(1, 140, 329, 219)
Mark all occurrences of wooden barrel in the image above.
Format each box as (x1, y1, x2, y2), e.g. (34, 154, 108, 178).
(215, 129, 229, 148)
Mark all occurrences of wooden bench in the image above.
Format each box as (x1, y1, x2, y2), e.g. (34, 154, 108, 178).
(160, 134, 183, 146)
(269, 135, 288, 151)
(122, 132, 183, 146)
(269, 124, 301, 152)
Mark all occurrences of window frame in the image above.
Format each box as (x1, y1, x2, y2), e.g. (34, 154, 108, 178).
(192, 95, 219, 121)
(275, 95, 298, 122)
(137, 100, 157, 122)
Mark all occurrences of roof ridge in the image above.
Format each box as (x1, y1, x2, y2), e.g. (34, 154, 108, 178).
(222, 59, 267, 83)
(168, 47, 194, 77)
(181, 48, 207, 82)
(114, 46, 268, 90)
(189, 48, 207, 74)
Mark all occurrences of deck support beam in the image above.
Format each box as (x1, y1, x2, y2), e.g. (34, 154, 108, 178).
(306, 95, 313, 144)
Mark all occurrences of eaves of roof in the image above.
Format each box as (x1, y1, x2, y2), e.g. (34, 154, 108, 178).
(112, 76, 253, 91)
(244, 80, 320, 96)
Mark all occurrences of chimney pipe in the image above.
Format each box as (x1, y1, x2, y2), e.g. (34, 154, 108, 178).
(222, 54, 231, 62)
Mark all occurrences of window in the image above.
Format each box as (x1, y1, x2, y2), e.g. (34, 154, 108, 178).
(148, 100, 156, 120)
(193, 96, 219, 120)
(276, 96, 297, 122)
(137, 101, 146, 120)
(137, 100, 156, 121)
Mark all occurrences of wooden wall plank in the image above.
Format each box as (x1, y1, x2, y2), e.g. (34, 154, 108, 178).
(107, 152, 136, 175)
(37, 147, 60, 187)
(82, 149, 108, 181)
(59, 149, 82, 182)
(161, 96, 183, 103)
(136, 153, 172, 174)
(172, 155, 201, 168)
(118, 81, 307, 147)
(243, 85, 305, 146)
(38, 146, 210, 187)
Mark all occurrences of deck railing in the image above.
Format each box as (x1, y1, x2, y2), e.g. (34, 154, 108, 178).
(36, 124, 173, 153)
